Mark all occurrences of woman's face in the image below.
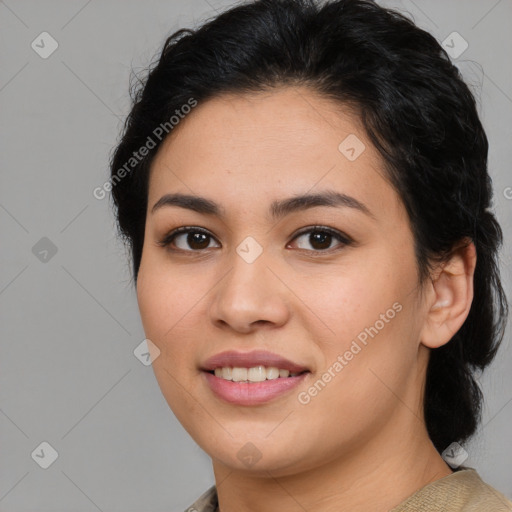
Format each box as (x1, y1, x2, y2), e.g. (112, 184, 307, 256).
(137, 87, 431, 476)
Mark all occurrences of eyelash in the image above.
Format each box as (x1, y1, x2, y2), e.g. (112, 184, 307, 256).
(157, 225, 353, 255)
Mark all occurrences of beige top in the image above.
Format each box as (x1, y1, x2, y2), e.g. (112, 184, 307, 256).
(184, 468, 512, 511)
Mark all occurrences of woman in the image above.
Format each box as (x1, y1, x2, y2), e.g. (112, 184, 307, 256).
(109, 0, 511, 510)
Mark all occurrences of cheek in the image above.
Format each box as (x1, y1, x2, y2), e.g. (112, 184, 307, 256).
(137, 245, 198, 326)
(296, 257, 412, 348)
(136, 259, 208, 429)
(136, 255, 201, 365)
(299, 250, 420, 391)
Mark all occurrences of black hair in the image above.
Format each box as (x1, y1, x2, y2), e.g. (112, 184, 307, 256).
(109, 0, 508, 454)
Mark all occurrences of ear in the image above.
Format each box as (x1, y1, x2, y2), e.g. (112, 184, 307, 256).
(420, 239, 477, 349)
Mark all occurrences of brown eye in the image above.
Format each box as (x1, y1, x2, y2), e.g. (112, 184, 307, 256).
(290, 227, 351, 252)
(307, 231, 333, 250)
(180, 232, 211, 250)
(159, 227, 220, 252)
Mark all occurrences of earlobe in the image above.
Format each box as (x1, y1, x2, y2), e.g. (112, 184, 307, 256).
(420, 240, 477, 349)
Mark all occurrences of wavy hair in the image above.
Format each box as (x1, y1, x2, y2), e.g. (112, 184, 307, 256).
(109, 0, 509, 453)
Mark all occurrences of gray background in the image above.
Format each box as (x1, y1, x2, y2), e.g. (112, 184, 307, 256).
(1, 0, 511, 510)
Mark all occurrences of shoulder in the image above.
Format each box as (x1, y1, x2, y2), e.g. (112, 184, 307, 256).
(183, 485, 218, 512)
(391, 467, 512, 512)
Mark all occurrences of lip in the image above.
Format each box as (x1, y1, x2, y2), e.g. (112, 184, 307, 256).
(200, 350, 310, 406)
(201, 350, 309, 373)
(202, 371, 309, 405)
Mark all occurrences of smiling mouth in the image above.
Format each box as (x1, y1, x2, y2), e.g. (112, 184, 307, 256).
(207, 366, 309, 383)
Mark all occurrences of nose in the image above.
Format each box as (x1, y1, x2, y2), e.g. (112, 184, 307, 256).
(208, 251, 291, 334)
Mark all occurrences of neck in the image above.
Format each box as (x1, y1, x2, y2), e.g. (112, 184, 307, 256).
(212, 410, 452, 512)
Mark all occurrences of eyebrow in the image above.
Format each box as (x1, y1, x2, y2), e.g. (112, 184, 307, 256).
(151, 190, 375, 220)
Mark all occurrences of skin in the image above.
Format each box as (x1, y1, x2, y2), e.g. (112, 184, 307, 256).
(136, 86, 476, 512)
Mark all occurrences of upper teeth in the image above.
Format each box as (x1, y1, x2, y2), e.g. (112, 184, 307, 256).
(213, 366, 301, 382)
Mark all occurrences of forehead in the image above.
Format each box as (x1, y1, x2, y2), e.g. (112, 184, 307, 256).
(153, 86, 365, 168)
(147, 86, 402, 221)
